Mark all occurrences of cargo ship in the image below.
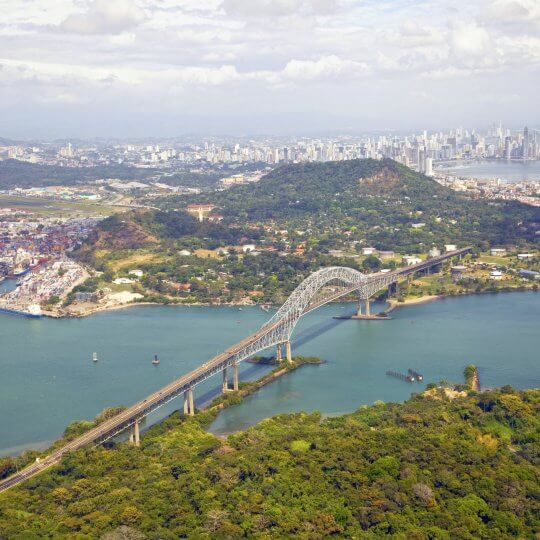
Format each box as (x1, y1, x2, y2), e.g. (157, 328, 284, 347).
(0, 304, 42, 318)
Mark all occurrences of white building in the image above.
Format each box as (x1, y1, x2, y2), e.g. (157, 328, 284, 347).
(361, 247, 376, 255)
(444, 244, 457, 252)
(402, 256, 422, 265)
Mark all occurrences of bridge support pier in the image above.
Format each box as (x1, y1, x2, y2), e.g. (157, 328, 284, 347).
(184, 387, 195, 416)
(232, 361, 239, 391)
(222, 367, 228, 394)
(356, 298, 362, 316)
(285, 340, 292, 363)
(276, 344, 282, 363)
(364, 297, 371, 317)
(129, 419, 140, 446)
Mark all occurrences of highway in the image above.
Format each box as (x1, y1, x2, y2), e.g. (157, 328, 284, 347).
(0, 247, 471, 493)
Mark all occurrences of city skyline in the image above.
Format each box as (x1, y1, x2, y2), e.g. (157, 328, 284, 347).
(2, 0, 540, 138)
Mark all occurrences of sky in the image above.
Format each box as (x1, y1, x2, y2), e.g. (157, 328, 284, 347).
(1, 0, 539, 139)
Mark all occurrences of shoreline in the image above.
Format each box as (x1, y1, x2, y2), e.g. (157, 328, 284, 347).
(29, 286, 540, 319)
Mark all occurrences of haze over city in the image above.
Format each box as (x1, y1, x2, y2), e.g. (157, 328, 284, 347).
(2, 0, 540, 138)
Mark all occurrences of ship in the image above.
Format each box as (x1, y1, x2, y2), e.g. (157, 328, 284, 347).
(0, 304, 42, 318)
(152, 354, 160, 365)
(92, 352, 98, 363)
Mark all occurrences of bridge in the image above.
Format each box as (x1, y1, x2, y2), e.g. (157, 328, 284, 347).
(0, 247, 471, 493)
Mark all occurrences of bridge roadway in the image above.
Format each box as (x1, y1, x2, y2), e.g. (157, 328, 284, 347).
(0, 247, 471, 493)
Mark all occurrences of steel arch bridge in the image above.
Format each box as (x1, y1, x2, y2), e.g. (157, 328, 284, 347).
(0, 247, 470, 493)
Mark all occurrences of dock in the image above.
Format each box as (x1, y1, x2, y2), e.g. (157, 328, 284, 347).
(408, 368, 423, 381)
(386, 370, 415, 382)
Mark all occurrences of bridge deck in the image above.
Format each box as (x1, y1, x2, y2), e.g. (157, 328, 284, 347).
(0, 247, 471, 493)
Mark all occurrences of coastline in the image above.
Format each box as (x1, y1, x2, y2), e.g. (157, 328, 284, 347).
(383, 287, 537, 315)
(36, 286, 538, 319)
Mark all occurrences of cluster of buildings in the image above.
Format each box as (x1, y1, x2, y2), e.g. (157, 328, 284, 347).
(2, 125, 538, 173)
(0, 259, 87, 315)
(433, 173, 540, 206)
(0, 211, 99, 278)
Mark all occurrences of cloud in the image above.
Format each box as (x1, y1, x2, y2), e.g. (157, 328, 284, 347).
(282, 55, 369, 81)
(485, 0, 540, 25)
(221, 0, 338, 18)
(61, 0, 147, 35)
(450, 22, 491, 61)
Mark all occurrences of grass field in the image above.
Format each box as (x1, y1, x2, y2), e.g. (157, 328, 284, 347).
(108, 251, 173, 272)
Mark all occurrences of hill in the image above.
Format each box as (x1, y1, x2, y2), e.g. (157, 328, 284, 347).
(199, 159, 539, 248)
(0, 387, 538, 538)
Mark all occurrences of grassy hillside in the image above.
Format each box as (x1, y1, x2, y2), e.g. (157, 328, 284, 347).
(0, 387, 538, 538)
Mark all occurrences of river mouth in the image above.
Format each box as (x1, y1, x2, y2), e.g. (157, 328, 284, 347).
(1, 291, 539, 457)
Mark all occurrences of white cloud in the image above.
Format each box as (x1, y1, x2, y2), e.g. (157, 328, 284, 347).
(450, 22, 491, 59)
(60, 0, 147, 35)
(221, 0, 338, 18)
(282, 55, 369, 81)
(485, 0, 540, 26)
(0, 0, 538, 136)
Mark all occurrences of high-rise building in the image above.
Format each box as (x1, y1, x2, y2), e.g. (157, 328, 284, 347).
(425, 157, 433, 176)
(522, 127, 530, 160)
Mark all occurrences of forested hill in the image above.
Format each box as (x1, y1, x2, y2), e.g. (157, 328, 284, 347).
(0, 387, 538, 538)
(202, 158, 539, 246)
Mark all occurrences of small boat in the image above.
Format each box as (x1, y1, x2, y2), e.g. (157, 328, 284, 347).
(92, 352, 98, 363)
(152, 354, 160, 365)
(261, 304, 270, 312)
(238, 307, 243, 311)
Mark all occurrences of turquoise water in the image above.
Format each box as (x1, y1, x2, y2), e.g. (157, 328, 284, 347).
(0, 278, 18, 294)
(0, 292, 539, 456)
(437, 160, 540, 182)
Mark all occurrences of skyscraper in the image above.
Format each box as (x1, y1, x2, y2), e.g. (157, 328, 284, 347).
(522, 127, 530, 160)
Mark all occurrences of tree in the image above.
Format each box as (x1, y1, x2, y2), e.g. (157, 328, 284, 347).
(362, 255, 382, 271)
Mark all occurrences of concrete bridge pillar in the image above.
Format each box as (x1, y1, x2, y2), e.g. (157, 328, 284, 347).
(134, 418, 140, 447)
(356, 297, 362, 316)
(276, 343, 282, 363)
(232, 361, 239, 391)
(184, 388, 195, 415)
(188, 387, 194, 416)
(129, 419, 140, 446)
(364, 297, 371, 317)
(222, 367, 228, 394)
(183, 390, 189, 415)
(285, 340, 292, 363)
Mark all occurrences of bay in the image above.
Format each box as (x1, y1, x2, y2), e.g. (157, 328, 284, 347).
(0, 292, 538, 456)
(436, 160, 540, 183)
